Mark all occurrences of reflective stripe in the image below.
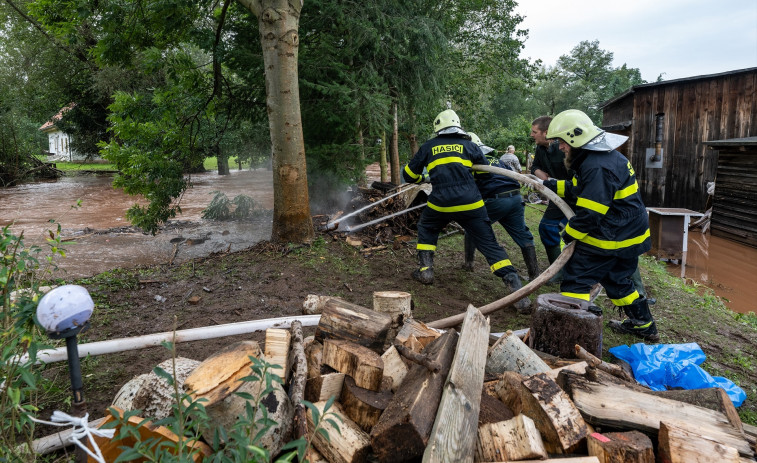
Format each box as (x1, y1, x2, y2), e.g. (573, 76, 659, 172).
(572, 177, 578, 186)
(417, 244, 437, 251)
(557, 181, 566, 197)
(427, 200, 484, 213)
(576, 197, 609, 215)
(561, 292, 591, 301)
(564, 224, 588, 240)
(490, 259, 512, 273)
(404, 164, 420, 180)
(581, 229, 651, 250)
(636, 321, 653, 329)
(611, 290, 640, 306)
(420, 266, 430, 271)
(427, 156, 473, 172)
(614, 182, 639, 200)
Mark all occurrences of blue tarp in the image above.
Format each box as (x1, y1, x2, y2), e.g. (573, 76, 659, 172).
(608, 342, 746, 407)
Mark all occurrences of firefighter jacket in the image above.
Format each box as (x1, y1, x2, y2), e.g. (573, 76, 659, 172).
(532, 140, 576, 219)
(473, 155, 520, 198)
(543, 148, 651, 259)
(403, 134, 487, 213)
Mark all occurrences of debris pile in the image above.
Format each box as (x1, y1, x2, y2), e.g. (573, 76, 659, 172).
(88, 292, 756, 462)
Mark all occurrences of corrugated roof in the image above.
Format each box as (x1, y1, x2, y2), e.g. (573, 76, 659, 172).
(600, 67, 757, 109)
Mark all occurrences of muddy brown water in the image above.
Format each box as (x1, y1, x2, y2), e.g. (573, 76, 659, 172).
(1, 170, 274, 278)
(664, 232, 757, 314)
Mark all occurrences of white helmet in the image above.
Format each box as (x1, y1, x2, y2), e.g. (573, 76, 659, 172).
(37, 285, 94, 334)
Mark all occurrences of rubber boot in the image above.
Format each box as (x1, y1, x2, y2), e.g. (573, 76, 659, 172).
(521, 245, 540, 281)
(630, 268, 656, 305)
(462, 233, 476, 271)
(544, 245, 563, 284)
(608, 298, 659, 342)
(502, 272, 532, 314)
(412, 250, 434, 285)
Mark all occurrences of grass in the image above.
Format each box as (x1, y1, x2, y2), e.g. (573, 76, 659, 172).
(50, 161, 118, 171)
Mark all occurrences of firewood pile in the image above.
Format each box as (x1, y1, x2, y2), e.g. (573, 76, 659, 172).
(100, 292, 756, 463)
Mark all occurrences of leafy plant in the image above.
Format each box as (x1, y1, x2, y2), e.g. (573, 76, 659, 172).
(0, 224, 66, 457)
(202, 191, 259, 221)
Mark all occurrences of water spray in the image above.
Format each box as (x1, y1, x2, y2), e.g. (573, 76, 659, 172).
(344, 203, 427, 233)
(324, 184, 420, 231)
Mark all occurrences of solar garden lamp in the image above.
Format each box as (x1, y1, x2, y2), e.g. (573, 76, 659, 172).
(37, 285, 94, 416)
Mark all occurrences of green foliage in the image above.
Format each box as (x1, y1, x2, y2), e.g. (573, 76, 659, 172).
(0, 224, 68, 458)
(201, 191, 260, 220)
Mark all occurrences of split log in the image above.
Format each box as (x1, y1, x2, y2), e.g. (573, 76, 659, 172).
(339, 376, 393, 431)
(305, 371, 346, 403)
(587, 431, 654, 463)
(88, 407, 210, 462)
(486, 330, 550, 376)
(322, 339, 384, 391)
(394, 343, 442, 373)
(575, 344, 634, 382)
(264, 328, 291, 382)
(289, 320, 308, 440)
(395, 318, 441, 352)
(544, 361, 588, 381)
(373, 291, 412, 340)
(306, 340, 324, 380)
(476, 414, 547, 462)
(497, 372, 589, 454)
(183, 341, 261, 404)
(307, 401, 371, 463)
(648, 387, 743, 434)
(316, 298, 392, 353)
(112, 357, 200, 420)
(494, 371, 526, 416)
(423, 305, 489, 463)
(381, 345, 408, 392)
(370, 330, 459, 463)
(200, 374, 293, 454)
(658, 421, 740, 463)
(562, 373, 753, 458)
(478, 390, 514, 425)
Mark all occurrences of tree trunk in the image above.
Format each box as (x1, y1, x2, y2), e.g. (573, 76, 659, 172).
(390, 99, 400, 184)
(217, 145, 230, 175)
(380, 131, 388, 182)
(237, 0, 313, 244)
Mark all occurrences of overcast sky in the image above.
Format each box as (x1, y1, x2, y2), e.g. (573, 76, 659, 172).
(514, 0, 757, 82)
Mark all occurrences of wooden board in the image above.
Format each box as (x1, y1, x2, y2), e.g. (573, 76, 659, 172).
(423, 305, 490, 463)
(264, 328, 291, 382)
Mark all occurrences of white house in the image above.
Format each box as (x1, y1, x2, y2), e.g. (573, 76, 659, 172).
(39, 105, 98, 162)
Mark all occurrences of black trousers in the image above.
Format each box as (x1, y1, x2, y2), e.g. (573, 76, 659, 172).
(416, 206, 515, 277)
(560, 246, 640, 307)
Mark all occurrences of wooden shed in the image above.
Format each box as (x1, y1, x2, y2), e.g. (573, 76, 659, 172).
(703, 137, 757, 248)
(600, 67, 757, 212)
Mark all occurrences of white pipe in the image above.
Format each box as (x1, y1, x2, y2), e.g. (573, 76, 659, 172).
(346, 203, 427, 233)
(20, 314, 321, 365)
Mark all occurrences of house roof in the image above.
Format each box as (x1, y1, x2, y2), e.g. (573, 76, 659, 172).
(39, 104, 75, 132)
(600, 67, 757, 109)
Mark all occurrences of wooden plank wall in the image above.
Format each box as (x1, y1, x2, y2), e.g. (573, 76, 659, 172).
(711, 147, 757, 248)
(605, 70, 757, 211)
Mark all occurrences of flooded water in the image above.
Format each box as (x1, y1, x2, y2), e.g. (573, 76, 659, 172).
(1, 170, 274, 278)
(664, 232, 757, 314)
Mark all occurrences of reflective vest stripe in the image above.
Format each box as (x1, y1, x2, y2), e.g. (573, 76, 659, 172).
(427, 156, 473, 172)
(576, 197, 610, 215)
(490, 259, 513, 273)
(614, 181, 639, 200)
(611, 290, 640, 307)
(417, 243, 437, 251)
(561, 292, 590, 301)
(427, 200, 485, 213)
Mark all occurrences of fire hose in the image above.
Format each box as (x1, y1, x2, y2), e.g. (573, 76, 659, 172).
(429, 165, 576, 329)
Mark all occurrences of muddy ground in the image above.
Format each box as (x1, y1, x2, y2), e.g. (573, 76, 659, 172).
(35, 211, 757, 441)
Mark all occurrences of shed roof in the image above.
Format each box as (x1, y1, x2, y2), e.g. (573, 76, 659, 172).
(703, 137, 757, 147)
(600, 67, 757, 109)
(39, 104, 75, 132)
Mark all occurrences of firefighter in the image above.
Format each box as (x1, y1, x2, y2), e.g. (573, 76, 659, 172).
(542, 109, 658, 341)
(403, 110, 530, 312)
(463, 133, 539, 308)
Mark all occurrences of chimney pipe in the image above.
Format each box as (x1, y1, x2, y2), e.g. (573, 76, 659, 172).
(652, 113, 664, 162)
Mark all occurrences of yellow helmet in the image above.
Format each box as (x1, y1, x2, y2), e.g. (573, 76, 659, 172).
(546, 109, 603, 149)
(433, 109, 462, 133)
(468, 132, 483, 146)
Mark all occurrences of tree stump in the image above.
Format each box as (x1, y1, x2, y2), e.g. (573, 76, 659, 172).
(530, 293, 602, 358)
